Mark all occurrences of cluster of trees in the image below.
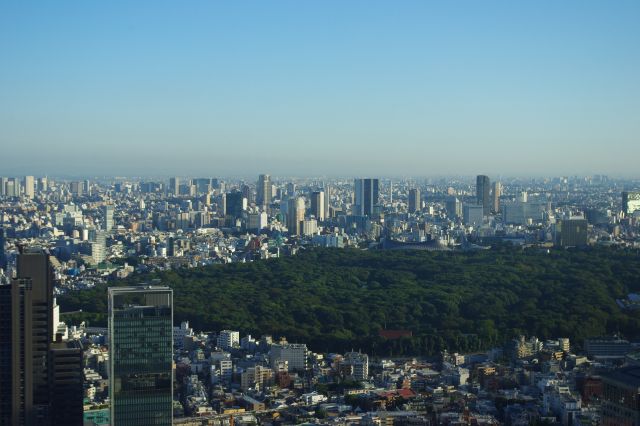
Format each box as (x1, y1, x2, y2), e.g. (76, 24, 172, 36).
(59, 246, 640, 355)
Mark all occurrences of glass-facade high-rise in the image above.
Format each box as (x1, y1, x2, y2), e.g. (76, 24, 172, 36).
(354, 178, 379, 217)
(257, 174, 272, 208)
(476, 175, 491, 216)
(109, 286, 173, 426)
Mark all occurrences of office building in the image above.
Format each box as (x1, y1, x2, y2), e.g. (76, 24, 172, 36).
(91, 232, 107, 264)
(555, 218, 588, 247)
(241, 184, 253, 205)
(169, 177, 180, 195)
(503, 201, 547, 225)
(225, 192, 245, 219)
(408, 188, 420, 213)
(193, 178, 211, 195)
(463, 204, 484, 226)
(70, 181, 83, 197)
(0, 248, 56, 425)
(310, 191, 325, 221)
(24, 176, 35, 199)
(492, 181, 502, 213)
(247, 212, 268, 231)
(109, 286, 174, 426)
(446, 197, 462, 219)
(584, 337, 631, 360)
(623, 191, 640, 216)
(257, 174, 272, 208)
(0, 282, 11, 425)
(38, 177, 48, 192)
(601, 367, 640, 426)
(5, 178, 17, 197)
(324, 185, 331, 218)
(302, 218, 318, 236)
(354, 178, 379, 217)
(476, 175, 491, 216)
(0, 177, 6, 196)
(0, 228, 5, 270)
(49, 338, 83, 425)
(103, 204, 114, 232)
(287, 197, 305, 236)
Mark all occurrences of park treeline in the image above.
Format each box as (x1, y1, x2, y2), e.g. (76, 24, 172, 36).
(59, 246, 640, 356)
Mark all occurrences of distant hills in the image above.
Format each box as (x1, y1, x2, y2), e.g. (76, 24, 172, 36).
(60, 246, 640, 355)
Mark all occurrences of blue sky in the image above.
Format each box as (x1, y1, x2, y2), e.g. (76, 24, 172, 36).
(1, 1, 639, 177)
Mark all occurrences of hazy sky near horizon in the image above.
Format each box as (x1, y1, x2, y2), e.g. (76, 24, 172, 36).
(1, 1, 639, 177)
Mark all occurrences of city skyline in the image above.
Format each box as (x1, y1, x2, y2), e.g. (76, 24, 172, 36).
(2, 1, 640, 176)
(2, 165, 640, 424)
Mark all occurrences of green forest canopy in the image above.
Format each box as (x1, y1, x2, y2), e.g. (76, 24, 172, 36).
(59, 246, 640, 355)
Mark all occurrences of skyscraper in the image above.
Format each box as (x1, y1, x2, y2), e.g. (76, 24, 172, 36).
(5, 178, 17, 197)
(38, 177, 48, 192)
(193, 178, 211, 195)
(476, 175, 491, 216)
(91, 231, 107, 265)
(225, 191, 245, 219)
(169, 177, 180, 196)
(463, 203, 484, 226)
(0, 228, 5, 270)
(310, 191, 325, 221)
(286, 182, 296, 196)
(0, 248, 55, 425)
(491, 181, 502, 213)
(408, 188, 420, 213)
(324, 185, 331, 218)
(256, 174, 272, 208)
(109, 286, 173, 426)
(48, 338, 83, 426)
(287, 197, 305, 236)
(70, 181, 83, 197)
(24, 176, 35, 199)
(0, 280, 11, 425)
(446, 197, 462, 219)
(103, 204, 114, 231)
(354, 178, 379, 217)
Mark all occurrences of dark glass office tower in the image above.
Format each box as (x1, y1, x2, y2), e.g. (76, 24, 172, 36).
(49, 338, 84, 425)
(109, 286, 174, 426)
(354, 178, 379, 217)
(0, 228, 6, 270)
(0, 283, 11, 426)
(18, 249, 55, 423)
(225, 191, 244, 219)
(476, 175, 491, 216)
(0, 248, 58, 426)
(408, 188, 420, 213)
